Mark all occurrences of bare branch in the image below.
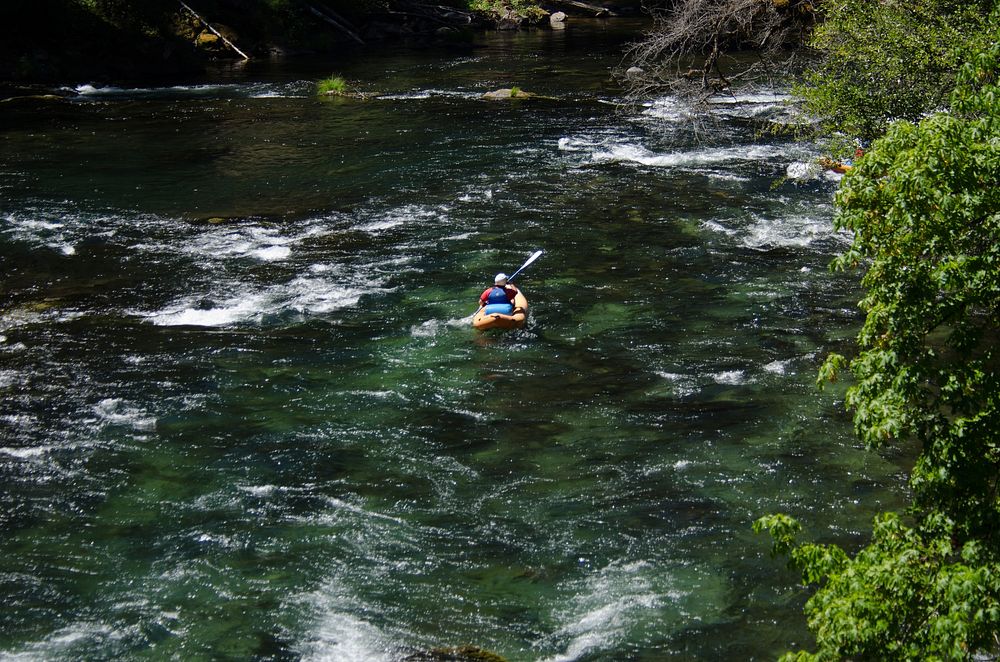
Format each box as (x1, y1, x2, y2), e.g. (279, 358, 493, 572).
(621, 0, 817, 99)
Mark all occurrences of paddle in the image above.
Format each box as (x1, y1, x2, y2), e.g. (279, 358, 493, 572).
(506, 249, 543, 284)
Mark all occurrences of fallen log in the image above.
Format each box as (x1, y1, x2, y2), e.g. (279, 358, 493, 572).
(308, 3, 366, 45)
(547, 0, 617, 16)
(179, 1, 250, 60)
(410, 2, 475, 20)
(397, 2, 474, 25)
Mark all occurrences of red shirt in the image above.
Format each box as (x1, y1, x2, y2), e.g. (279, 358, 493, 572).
(479, 285, 518, 306)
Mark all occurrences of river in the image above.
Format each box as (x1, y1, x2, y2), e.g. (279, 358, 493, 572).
(0, 19, 908, 661)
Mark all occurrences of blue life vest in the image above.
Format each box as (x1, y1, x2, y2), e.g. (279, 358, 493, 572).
(483, 303, 514, 315)
(486, 286, 510, 305)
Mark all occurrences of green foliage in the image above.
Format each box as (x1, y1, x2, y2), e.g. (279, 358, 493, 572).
(761, 19, 1000, 660)
(759, 514, 1000, 661)
(815, 352, 846, 388)
(317, 75, 348, 96)
(833, 27, 1000, 535)
(797, 0, 998, 142)
(467, 0, 546, 21)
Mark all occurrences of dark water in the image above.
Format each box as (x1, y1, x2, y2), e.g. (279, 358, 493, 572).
(1, 20, 907, 661)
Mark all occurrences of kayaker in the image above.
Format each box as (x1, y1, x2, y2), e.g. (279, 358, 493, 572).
(479, 273, 520, 312)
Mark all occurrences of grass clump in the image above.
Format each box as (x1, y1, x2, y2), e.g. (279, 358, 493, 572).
(317, 75, 348, 96)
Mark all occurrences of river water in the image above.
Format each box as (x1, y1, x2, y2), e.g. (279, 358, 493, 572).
(1, 19, 908, 661)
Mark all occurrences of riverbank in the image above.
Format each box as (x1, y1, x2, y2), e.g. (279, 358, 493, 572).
(0, 0, 644, 87)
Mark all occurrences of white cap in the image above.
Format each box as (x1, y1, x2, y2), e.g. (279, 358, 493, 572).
(494, 273, 508, 285)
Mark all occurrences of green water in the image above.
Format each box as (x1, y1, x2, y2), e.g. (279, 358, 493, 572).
(0, 20, 908, 661)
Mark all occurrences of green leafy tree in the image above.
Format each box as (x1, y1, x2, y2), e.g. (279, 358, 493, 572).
(798, 0, 998, 142)
(756, 17, 1000, 661)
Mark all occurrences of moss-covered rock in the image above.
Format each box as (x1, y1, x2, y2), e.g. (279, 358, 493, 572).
(483, 87, 536, 100)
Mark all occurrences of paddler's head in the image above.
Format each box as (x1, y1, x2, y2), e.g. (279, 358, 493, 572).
(494, 273, 508, 286)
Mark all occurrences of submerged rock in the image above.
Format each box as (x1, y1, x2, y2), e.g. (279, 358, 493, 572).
(402, 645, 509, 662)
(483, 88, 536, 100)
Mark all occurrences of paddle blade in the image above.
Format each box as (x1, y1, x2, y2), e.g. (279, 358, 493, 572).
(508, 250, 543, 281)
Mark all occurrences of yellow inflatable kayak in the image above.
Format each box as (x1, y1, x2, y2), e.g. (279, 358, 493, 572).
(473, 288, 528, 330)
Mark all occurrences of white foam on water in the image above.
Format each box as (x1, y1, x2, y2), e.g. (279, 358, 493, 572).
(411, 319, 443, 338)
(656, 371, 684, 381)
(2, 212, 78, 255)
(93, 398, 157, 431)
(355, 203, 448, 234)
(356, 217, 410, 232)
(786, 159, 851, 183)
(72, 83, 232, 97)
(605, 142, 787, 168)
(376, 89, 481, 101)
(296, 584, 396, 662)
(343, 389, 405, 402)
(655, 371, 700, 397)
(238, 484, 280, 497)
(144, 270, 387, 327)
(561, 135, 790, 170)
(713, 370, 748, 386)
(640, 92, 792, 123)
(707, 97, 793, 120)
(764, 359, 794, 375)
(410, 315, 474, 338)
(445, 407, 490, 423)
(743, 211, 847, 250)
(592, 143, 684, 167)
(71, 83, 123, 95)
(252, 244, 293, 261)
(13, 218, 63, 231)
(379, 91, 433, 100)
(2, 622, 124, 660)
(537, 561, 664, 662)
(171, 224, 301, 263)
(457, 187, 493, 203)
(786, 160, 823, 181)
(145, 291, 270, 327)
(0, 444, 54, 460)
(707, 92, 793, 105)
(699, 200, 844, 250)
(70, 82, 301, 99)
(642, 97, 689, 122)
(286, 277, 375, 314)
(700, 219, 738, 236)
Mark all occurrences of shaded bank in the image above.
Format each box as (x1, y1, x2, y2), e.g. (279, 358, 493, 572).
(0, 0, 644, 86)
(0, 0, 203, 84)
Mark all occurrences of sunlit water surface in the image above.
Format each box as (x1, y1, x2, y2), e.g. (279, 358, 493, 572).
(0, 20, 907, 661)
